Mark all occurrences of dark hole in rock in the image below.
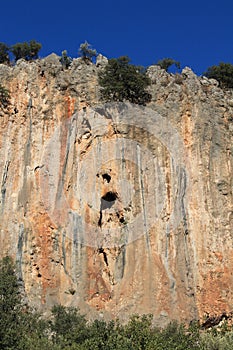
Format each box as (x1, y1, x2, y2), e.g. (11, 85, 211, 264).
(119, 217, 125, 224)
(98, 247, 108, 266)
(102, 173, 111, 183)
(101, 191, 118, 210)
(98, 211, 102, 227)
(102, 191, 117, 202)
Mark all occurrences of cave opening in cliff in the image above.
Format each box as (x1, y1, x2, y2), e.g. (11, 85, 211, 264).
(98, 191, 118, 227)
(102, 173, 111, 183)
(101, 191, 118, 210)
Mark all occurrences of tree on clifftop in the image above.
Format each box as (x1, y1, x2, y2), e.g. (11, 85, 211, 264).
(0, 42, 10, 64)
(98, 56, 152, 105)
(204, 62, 233, 89)
(156, 57, 181, 72)
(11, 40, 42, 61)
(78, 41, 97, 62)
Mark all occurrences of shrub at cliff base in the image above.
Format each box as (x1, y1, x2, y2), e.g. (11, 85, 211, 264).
(1, 256, 233, 349)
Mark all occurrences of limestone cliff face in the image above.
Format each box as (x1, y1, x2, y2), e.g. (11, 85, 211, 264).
(0, 54, 232, 325)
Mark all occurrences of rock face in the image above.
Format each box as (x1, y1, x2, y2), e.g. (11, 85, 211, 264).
(0, 56, 232, 325)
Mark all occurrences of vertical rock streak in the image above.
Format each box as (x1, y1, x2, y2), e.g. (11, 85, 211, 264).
(0, 58, 232, 324)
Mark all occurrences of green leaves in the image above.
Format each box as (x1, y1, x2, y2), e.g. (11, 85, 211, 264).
(0, 40, 42, 63)
(0, 84, 10, 107)
(98, 56, 152, 105)
(60, 50, 72, 69)
(0, 256, 21, 312)
(204, 62, 233, 89)
(11, 40, 42, 61)
(156, 58, 181, 72)
(0, 42, 10, 64)
(0, 256, 22, 349)
(51, 305, 88, 346)
(78, 41, 97, 62)
(1, 255, 233, 349)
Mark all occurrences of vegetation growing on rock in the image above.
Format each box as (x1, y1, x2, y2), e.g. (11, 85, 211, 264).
(0, 84, 10, 107)
(11, 40, 42, 61)
(1, 256, 233, 350)
(156, 57, 181, 72)
(78, 41, 97, 62)
(60, 50, 72, 69)
(98, 56, 152, 105)
(0, 42, 10, 64)
(204, 62, 233, 89)
(0, 39, 232, 94)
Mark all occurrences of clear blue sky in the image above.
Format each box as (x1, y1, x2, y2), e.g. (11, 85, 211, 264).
(1, 0, 232, 75)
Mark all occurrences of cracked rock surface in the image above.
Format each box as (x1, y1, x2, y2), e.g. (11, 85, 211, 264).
(0, 57, 232, 325)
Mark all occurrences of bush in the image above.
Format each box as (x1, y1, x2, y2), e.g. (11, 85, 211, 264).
(78, 41, 97, 62)
(11, 40, 42, 61)
(204, 62, 233, 89)
(0, 256, 22, 349)
(60, 50, 72, 69)
(156, 57, 181, 72)
(0, 84, 10, 107)
(200, 329, 233, 350)
(3, 256, 233, 349)
(98, 56, 151, 105)
(0, 42, 10, 64)
(51, 305, 88, 347)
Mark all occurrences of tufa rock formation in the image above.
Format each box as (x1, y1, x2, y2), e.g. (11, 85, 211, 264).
(0, 54, 232, 325)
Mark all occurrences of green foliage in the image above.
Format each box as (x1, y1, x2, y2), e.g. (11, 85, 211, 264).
(0, 256, 22, 349)
(123, 314, 154, 349)
(204, 62, 233, 89)
(156, 57, 181, 71)
(0, 84, 10, 107)
(17, 311, 53, 350)
(200, 329, 233, 350)
(51, 305, 89, 347)
(0, 256, 54, 350)
(156, 321, 200, 350)
(0, 42, 10, 64)
(78, 41, 97, 62)
(0, 256, 21, 311)
(60, 50, 72, 69)
(98, 56, 152, 105)
(2, 256, 233, 349)
(28, 39, 42, 60)
(11, 40, 42, 61)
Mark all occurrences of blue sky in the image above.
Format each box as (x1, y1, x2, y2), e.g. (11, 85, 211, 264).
(1, 0, 232, 75)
